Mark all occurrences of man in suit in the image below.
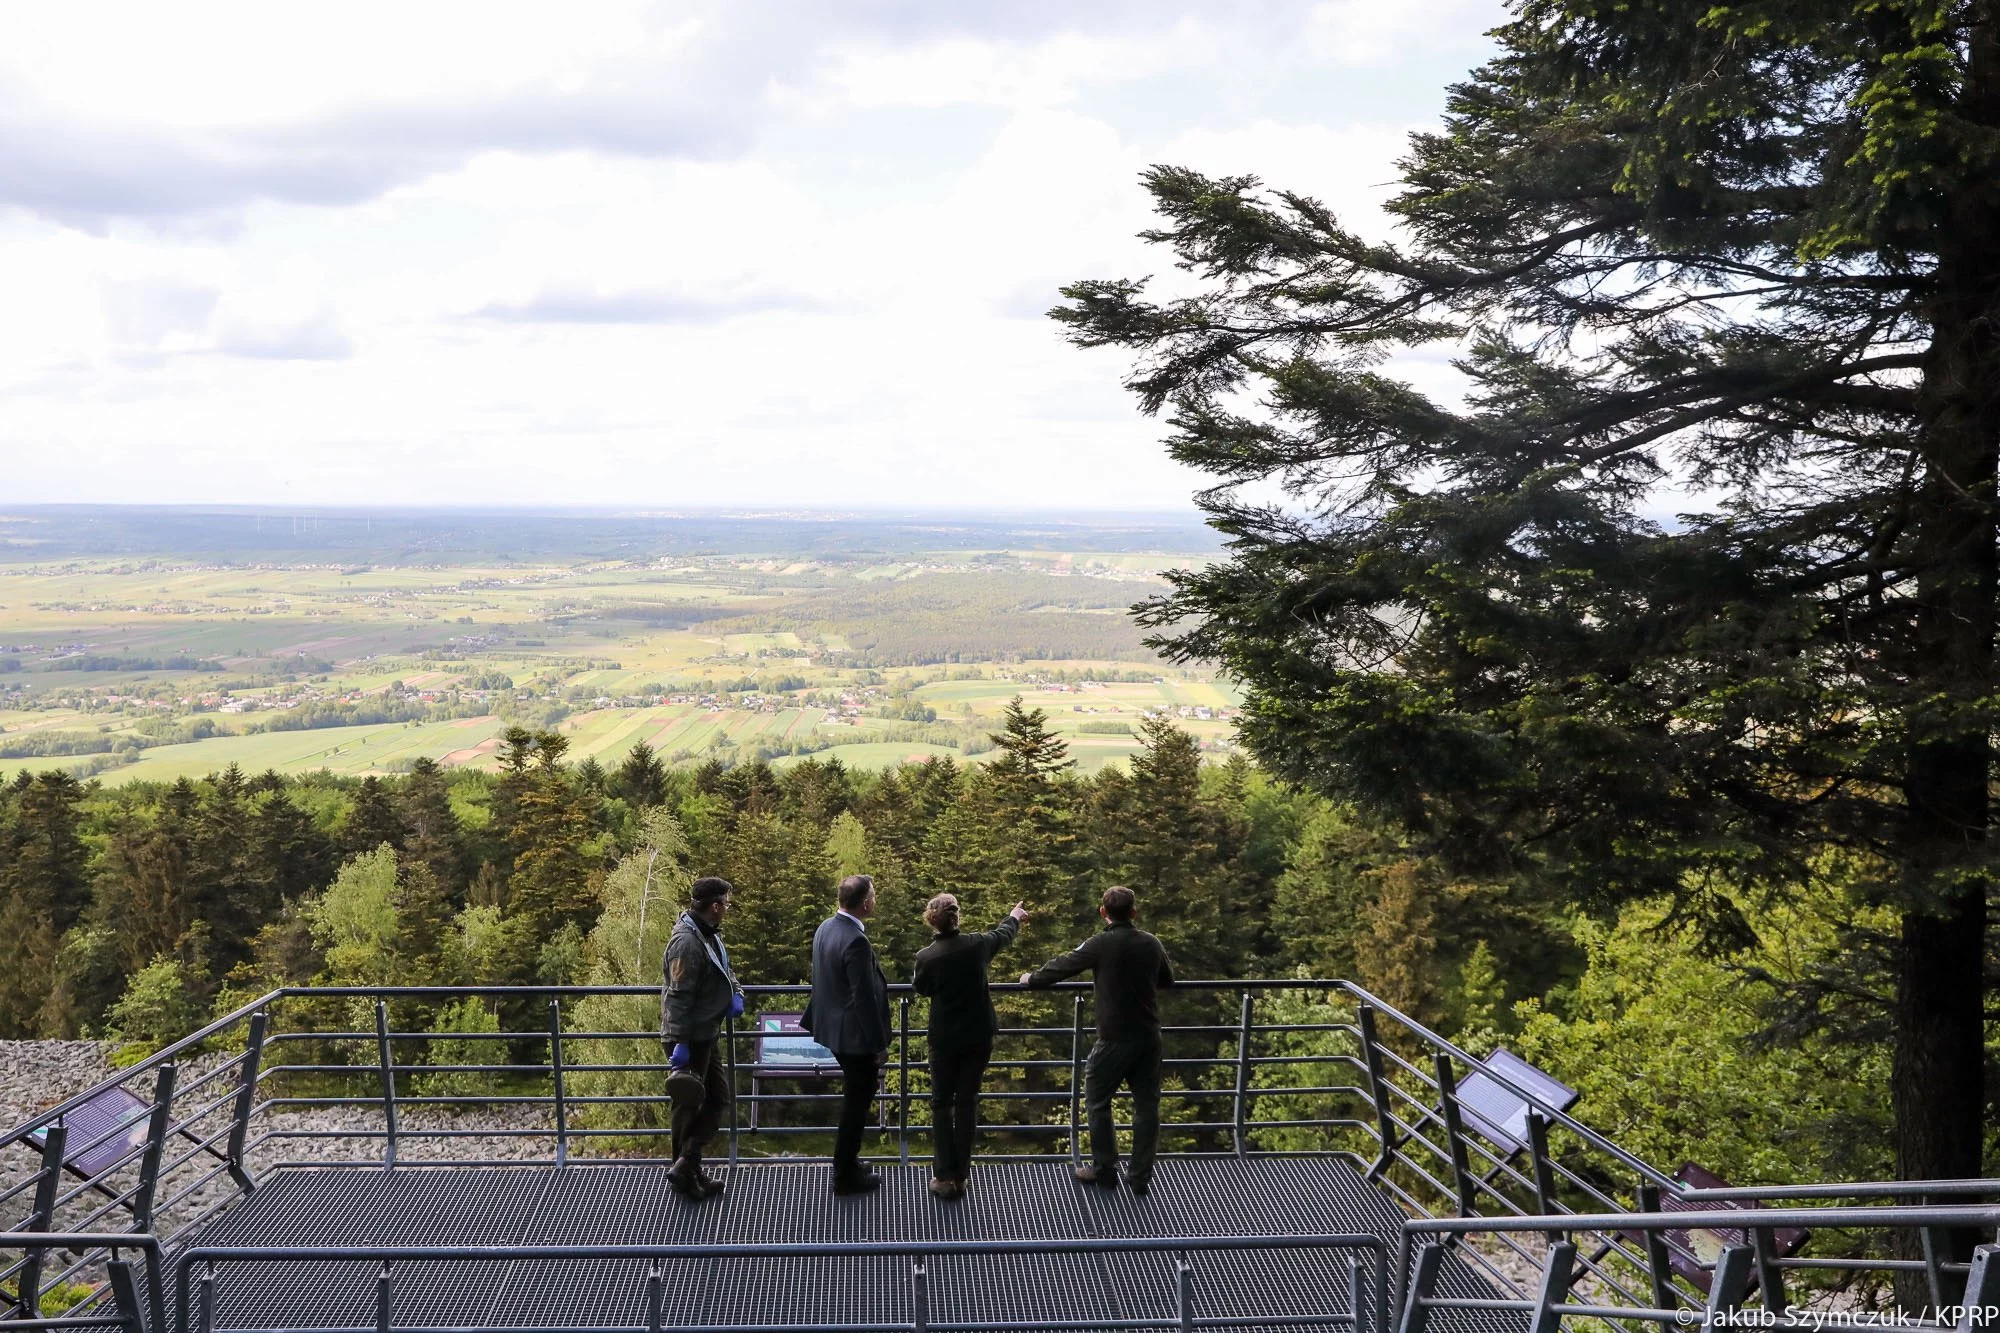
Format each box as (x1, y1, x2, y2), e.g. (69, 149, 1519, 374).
(803, 874, 892, 1194)
(1021, 886, 1175, 1195)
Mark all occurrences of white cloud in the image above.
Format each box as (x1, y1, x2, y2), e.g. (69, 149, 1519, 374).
(1, 1, 1507, 510)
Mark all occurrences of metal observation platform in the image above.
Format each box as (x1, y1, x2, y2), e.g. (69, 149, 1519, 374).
(6, 979, 2000, 1333)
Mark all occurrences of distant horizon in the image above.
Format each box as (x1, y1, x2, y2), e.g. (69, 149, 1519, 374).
(0, 500, 1212, 522)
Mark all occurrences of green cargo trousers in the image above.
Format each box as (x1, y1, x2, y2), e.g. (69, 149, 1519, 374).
(1083, 1033, 1162, 1188)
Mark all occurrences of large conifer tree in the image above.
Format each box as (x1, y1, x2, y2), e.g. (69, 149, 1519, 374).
(1057, 1, 2000, 1181)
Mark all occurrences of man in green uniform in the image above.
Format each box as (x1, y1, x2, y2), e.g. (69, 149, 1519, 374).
(1021, 886, 1175, 1195)
(662, 876, 744, 1198)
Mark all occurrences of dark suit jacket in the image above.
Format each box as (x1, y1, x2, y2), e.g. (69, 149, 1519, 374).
(912, 915, 1019, 1052)
(802, 912, 891, 1057)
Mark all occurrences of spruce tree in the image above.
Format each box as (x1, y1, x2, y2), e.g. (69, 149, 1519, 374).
(983, 698, 1081, 945)
(342, 776, 403, 861)
(1058, 0, 2000, 1183)
(397, 758, 465, 897)
(613, 740, 669, 810)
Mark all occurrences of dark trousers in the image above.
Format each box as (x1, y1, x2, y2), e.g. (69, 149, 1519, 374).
(930, 1040, 991, 1182)
(665, 1039, 731, 1162)
(1084, 1033, 1162, 1187)
(834, 1051, 880, 1180)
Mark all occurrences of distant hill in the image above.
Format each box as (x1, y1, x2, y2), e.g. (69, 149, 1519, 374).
(0, 506, 1220, 563)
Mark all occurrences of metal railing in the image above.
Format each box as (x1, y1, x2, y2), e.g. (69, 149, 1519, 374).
(238, 980, 1375, 1170)
(5, 978, 1998, 1330)
(170, 1231, 1389, 1333)
(1396, 1207, 2000, 1333)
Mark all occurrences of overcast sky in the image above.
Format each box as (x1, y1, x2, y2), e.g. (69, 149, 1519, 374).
(3, 1, 1504, 512)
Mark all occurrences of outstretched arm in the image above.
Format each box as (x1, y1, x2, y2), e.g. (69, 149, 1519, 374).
(1021, 933, 1100, 988)
(978, 913, 1021, 964)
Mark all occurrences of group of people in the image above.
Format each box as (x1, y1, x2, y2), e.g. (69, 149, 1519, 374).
(660, 873, 1176, 1200)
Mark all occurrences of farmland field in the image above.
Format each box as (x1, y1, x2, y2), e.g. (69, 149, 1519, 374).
(0, 507, 1240, 784)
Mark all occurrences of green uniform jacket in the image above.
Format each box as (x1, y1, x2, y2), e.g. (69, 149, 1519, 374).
(661, 912, 743, 1045)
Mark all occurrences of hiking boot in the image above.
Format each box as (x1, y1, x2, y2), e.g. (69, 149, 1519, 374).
(929, 1177, 961, 1200)
(1073, 1162, 1118, 1189)
(694, 1166, 726, 1197)
(834, 1167, 882, 1196)
(667, 1156, 704, 1198)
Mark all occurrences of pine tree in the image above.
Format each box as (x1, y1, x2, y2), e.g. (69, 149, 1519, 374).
(506, 734, 601, 938)
(248, 787, 335, 920)
(982, 698, 1082, 947)
(188, 765, 257, 976)
(1114, 717, 1229, 975)
(398, 758, 465, 897)
(613, 740, 669, 810)
(342, 776, 403, 860)
(1056, 0, 2000, 1182)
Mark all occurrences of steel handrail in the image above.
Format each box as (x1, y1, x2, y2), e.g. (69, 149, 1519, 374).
(173, 1232, 1387, 1333)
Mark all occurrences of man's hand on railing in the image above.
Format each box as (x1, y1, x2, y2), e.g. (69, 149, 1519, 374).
(669, 1043, 691, 1070)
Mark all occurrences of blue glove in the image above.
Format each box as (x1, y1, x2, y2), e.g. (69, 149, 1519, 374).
(669, 1042, 690, 1069)
(729, 992, 745, 1018)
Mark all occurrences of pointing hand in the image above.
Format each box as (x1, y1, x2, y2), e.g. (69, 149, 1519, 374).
(1009, 901, 1029, 922)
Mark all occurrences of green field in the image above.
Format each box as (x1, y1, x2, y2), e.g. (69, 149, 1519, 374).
(0, 534, 1243, 784)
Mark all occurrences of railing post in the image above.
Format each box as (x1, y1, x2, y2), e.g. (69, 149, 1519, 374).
(645, 1264, 665, 1333)
(1956, 1244, 2000, 1333)
(1924, 1226, 1950, 1310)
(196, 1262, 216, 1333)
(911, 1257, 930, 1333)
(1356, 1005, 1396, 1179)
(1231, 990, 1254, 1156)
(1347, 1252, 1368, 1333)
(1524, 1111, 1560, 1235)
(375, 999, 398, 1172)
(1706, 1245, 1754, 1320)
(1528, 1240, 1576, 1333)
(376, 1260, 394, 1333)
(226, 1009, 269, 1192)
(1176, 1258, 1196, 1333)
(898, 994, 911, 1166)
(107, 1257, 150, 1333)
(1750, 1224, 1785, 1313)
(1432, 1055, 1475, 1217)
(725, 1008, 740, 1167)
(17, 1119, 65, 1317)
(1396, 1242, 1444, 1333)
(133, 1063, 179, 1233)
(1069, 994, 1086, 1167)
(1635, 1183, 1675, 1312)
(549, 999, 569, 1167)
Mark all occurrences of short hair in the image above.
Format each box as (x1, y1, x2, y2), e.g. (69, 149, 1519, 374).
(924, 893, 960, 933)
(1101, 886, 1136, 921)
(837, 874, 874, 911)
(691, 876, 733, 907)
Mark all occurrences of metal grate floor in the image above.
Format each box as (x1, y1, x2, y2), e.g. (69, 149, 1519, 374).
(182, 1158, 1524, 1333)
